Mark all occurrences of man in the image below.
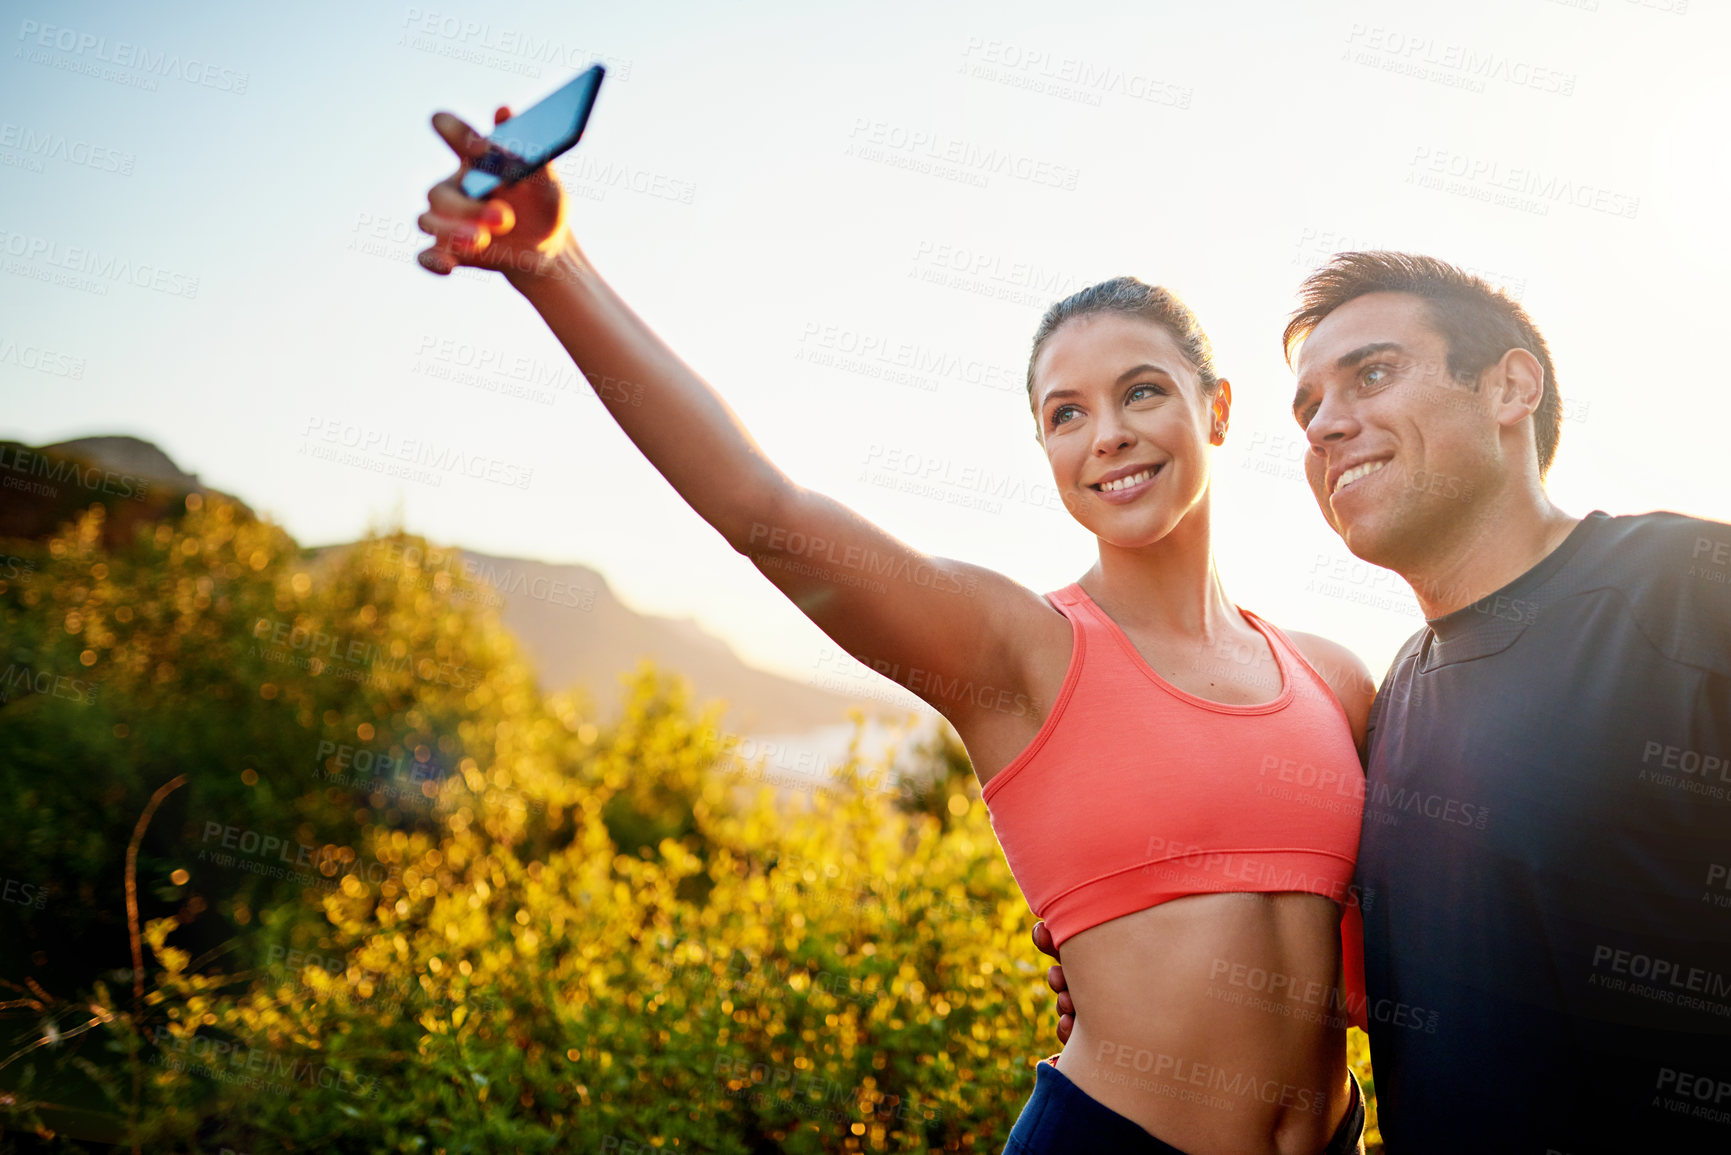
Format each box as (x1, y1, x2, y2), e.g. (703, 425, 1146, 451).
(1040, 252, 1731, 1152)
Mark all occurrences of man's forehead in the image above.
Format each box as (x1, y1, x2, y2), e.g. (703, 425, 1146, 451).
(1294, 292, 1437, 374)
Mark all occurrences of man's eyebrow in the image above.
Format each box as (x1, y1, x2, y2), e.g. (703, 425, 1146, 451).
(1291, 342, 1407, 415)
(1334, 341, 1404, 370)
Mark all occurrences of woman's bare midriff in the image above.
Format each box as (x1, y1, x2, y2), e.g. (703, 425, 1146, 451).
(1052, 890, 1353, 1155)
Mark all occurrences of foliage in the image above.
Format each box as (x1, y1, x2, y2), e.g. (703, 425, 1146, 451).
(0, 496, 1382, 1153)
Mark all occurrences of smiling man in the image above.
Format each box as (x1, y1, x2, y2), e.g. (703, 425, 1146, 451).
(1041, 252, 1731, 1152)
(1283, 252, 1731, 1153)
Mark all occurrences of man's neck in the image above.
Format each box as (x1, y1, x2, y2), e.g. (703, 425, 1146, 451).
(1399, 492, 1580, 620)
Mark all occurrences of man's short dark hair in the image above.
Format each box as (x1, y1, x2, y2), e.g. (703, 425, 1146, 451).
(1283, 252, 1562, 477)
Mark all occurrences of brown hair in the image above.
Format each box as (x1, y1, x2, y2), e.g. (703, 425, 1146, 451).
(1283, 251, 1562, 477)
(1026, 277, 1221, 420)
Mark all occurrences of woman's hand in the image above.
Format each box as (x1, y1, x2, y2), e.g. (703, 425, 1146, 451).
(417, 107, 576, 284)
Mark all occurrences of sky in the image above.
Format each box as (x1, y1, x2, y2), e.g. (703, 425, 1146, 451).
(4, 0, 1729, 701)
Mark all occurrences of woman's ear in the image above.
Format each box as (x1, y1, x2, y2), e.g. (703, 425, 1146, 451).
(1210, 379, 1233, 445)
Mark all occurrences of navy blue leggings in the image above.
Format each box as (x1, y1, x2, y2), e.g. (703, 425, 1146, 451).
(1002, 1060, 1365, 1155)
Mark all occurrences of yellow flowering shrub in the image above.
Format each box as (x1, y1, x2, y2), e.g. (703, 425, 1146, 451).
(1, 496, 1383, 1152)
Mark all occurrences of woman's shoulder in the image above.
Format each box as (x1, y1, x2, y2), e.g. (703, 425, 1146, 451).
(1266, 624, 1375, 752)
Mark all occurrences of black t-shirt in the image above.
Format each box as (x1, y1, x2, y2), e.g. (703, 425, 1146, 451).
(1358, 510, 1731, 1154)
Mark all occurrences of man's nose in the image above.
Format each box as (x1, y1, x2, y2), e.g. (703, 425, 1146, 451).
(1305, 389, 1358, 451)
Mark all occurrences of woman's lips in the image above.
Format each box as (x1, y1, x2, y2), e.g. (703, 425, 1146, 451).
(1090, 464, 1162, 504)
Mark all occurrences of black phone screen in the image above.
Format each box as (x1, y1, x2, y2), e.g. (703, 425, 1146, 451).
(461, 64, 604, 199)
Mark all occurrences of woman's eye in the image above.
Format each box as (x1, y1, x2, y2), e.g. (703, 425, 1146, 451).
(1050, 405, 1077, 427)
(1128, 384, 1167, 402)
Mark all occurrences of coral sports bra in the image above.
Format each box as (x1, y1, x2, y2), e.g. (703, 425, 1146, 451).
(982, 583, 1366, 951)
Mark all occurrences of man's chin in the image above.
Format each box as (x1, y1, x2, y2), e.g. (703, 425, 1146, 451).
(1334, 514, 1402, 569)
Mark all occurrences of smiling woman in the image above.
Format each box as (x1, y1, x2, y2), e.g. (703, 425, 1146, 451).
(414, 97, 1379, 1155)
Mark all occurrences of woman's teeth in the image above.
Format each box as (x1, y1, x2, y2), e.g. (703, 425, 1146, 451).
(1334, 460, 1387, 493)
(1100, 467, 1156, 493)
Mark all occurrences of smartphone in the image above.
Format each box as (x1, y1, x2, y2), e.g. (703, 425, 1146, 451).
(460, 63, 605, 200)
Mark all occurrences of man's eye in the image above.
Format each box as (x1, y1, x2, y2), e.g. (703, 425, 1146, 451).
(1360, 365, 1393, 390)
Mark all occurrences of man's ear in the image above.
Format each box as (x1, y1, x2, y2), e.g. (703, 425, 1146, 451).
(1488, 349, 1544, 430)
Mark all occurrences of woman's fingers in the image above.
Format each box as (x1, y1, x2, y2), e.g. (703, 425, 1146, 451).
(1057, 1014, 1073, 1046)
(417, 210, 488, 251)
(1045, 964, 1066, 994)
(416, 210, 494, 277)
(426, 180, 512, 233)
(1032, 921, 1059, 961)
(430, 111, 490, 162)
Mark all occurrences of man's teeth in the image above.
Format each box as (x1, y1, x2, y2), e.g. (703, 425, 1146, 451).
(1101, 467, 1156, 493)
(1334, 460, 1388, 493)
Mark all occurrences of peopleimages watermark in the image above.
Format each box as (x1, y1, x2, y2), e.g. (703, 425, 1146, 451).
(1589, 945, 1731, 1018)
(553, 151, 697, 205)
(362, 540, 598, 612)
(1090, 1040, 1329, 1115)
(844, 118, 1080, 191)
(2, 876, 48, 910)
(0, 662, 101, 706)
(0, 120, 135, 176)
(251, 615, 483, 690)
(810, 644, 1034, 720)
(701, 726, 904, 803)
(1207, 956, 1439, 1033)
(907, 238, 1093, 310)
(859, 443, 1068, 516)
(795, 320, 1019, 396)
(710, 1054, 943, 1126)
(410, 333, 643, 410)
(1406, 146, 1640, 220)
(1689, 536, 1731, 588)
(1289, 225, 1528, 299)
(0, 229, 200, 299)
(1651, 1067, 1731, 1128)
(148, 1027, 379, 1099)
(0, 444, 151, 501)
(15, 19, 250, 94)
(0, 335, 87, 379)
(264, 944, 505, 1015)
(298, 417, 534, 491)
(663, 935, 880, 1010)
(1303, 550, 1425, 621)
(1342, 23, 1578, 96)
(958, 37, 1193, 110)
(746, 520, 980, 598)
(397, 7, 633, 79)
(1637, 738, 1731, 800)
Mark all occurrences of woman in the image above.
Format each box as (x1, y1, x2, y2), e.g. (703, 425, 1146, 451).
(415, 105, 1372, 1155)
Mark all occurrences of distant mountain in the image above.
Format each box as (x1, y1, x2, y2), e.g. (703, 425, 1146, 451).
(45, 435, 210, 492)
(0, 433, 234, 546)
(316, 544, 883, 735)
(0, 434, 882, 734)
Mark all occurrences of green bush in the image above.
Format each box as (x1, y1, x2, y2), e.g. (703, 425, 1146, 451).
(0, 497, 1382, 1152)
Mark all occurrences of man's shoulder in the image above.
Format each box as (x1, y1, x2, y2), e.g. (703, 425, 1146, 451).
(1566, 509, 1731, 676)
(1582, 508, 1731, 555)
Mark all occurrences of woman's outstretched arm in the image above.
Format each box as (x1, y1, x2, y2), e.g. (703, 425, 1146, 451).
(415, 109, 1055, 738)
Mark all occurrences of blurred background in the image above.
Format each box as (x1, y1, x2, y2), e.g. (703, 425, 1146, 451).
(2, 0, 1726, 1150)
